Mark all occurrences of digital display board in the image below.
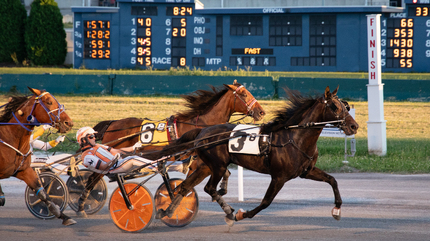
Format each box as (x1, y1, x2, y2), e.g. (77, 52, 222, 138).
(136, 17, 152, 66)
(408, 5, 429, 16)
(72, 0, 430, 73)
(384, 18, 414, 68)
(83, 20, 111, 59)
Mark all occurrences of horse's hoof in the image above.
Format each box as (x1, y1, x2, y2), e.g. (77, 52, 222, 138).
(0, 196, 5, 206)
(224, 214, 235, 227)
(235, 208, 246, 221)
(63, 218, 77, 226)
(76, 210, 87, 218)
(332, 207, 341, 221)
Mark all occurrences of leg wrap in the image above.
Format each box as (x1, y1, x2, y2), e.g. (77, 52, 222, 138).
(36, 187, 47, 201)
(77, 189, 90, 212)
(0, 195, 5, 206)
(213, 195, 234, 215)
(47, 201, 62, 218)
(166, 194, 183, 218)
(35, 188, 60, 218)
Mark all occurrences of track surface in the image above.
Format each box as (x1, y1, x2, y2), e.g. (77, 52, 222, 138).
(1, 171, 429, 241)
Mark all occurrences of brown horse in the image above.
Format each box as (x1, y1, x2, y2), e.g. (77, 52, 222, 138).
(75, 80, 266, 217)
(0, 87, 75, 225)
(152, 86, 358, 226)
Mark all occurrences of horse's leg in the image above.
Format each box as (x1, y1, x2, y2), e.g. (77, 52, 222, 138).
(235, 176, 285, 223)
(16, 168, 76, 225)
(157, 164, 208, 219)
(218, 169, 231, 196)
(0, 183, 5, 206)
(201, 168, 237, 226)
(76, 172, 104, 218)
(300, 167, 342, 220)
(188, 158, 230, 196)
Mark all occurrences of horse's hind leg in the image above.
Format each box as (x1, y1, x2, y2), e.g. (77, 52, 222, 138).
(188, 158, 230, 196)
(218, 169, 231, 196)
(300, 167, 342, 220)
(76, 172, 104, 217)
(156, 165, 207, 219)
(203, 169, 236, 226)
(0, 183, 5, 206)
(16, 168, 76, 226)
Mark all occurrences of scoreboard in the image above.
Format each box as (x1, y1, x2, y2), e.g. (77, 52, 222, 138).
(72, 0, 430, 72)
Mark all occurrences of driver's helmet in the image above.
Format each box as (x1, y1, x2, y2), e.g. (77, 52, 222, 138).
(76, 126, 97, 144)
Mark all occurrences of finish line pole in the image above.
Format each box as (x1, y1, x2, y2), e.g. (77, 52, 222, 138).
(366, 14, 387, 156)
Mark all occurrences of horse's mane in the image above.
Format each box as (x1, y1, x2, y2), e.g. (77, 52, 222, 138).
(175, 84, 236, 120)
(0, 95, 29, 123)
(261, 89, 318, 134)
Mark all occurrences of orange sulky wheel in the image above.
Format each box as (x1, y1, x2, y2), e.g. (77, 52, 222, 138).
(154, 178, 199, 227)
(109, 182, 154, 232)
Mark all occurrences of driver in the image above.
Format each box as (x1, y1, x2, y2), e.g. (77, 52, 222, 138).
(76, 126, 190, 174)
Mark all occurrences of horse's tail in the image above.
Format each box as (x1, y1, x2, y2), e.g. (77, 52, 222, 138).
(142, 128, 203, 160)
(93, 120, 116, 141)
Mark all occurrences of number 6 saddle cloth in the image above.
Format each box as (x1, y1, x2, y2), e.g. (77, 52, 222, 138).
(228, 124, 270, 155)
(139, 117, 178, 146)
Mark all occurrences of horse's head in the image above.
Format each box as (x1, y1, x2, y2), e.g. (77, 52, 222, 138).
(24, 87, 74, 133)
(322, 86, 359, 135)
(224, 80, 266, 121)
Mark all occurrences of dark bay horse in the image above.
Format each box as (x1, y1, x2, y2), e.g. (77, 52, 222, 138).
(75, 80, 266, 217)
(0, 87, 75, 225)
(152, 86, 358, 226)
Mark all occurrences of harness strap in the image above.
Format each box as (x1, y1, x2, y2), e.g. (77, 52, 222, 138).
(270, 136, 315, 161)
(0, 138, 29, 156)
(195, 115, 199, 128)
(173, 118, 179, 139)
(0, 138, 32, 176)
(12, 112, 33, 132)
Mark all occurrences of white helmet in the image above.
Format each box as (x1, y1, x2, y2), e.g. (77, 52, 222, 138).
(76, 126, 97, 144)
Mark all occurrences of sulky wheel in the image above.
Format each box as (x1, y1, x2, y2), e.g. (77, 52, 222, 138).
(154, 178, 199, 227)
(109, 182, 155, 232)
(25, 171, 69, 219)
(66, 169, 107, 215)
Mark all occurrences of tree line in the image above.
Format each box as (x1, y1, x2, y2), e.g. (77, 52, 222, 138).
(0, 0, 67, 66)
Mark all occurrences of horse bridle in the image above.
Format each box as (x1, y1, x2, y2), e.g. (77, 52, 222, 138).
(12, 92, 66, 132)
(323, 96, 350, 129)
(1, 92, 66, 175)
(284, 95, 350, 130)
(232, 85, 258, 117)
